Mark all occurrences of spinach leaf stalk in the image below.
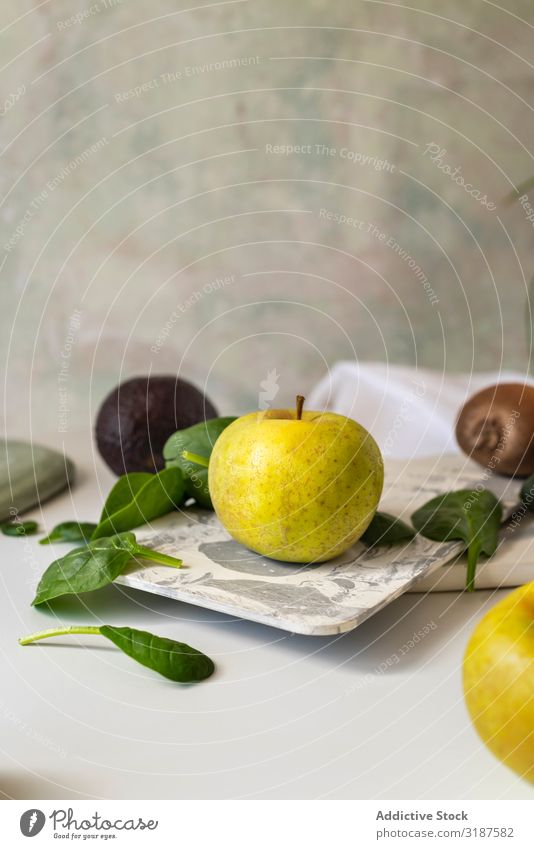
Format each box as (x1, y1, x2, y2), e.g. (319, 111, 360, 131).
(19, 626, 101, 645)
(133, 545, 183, 568)
(181, 450, 210, 468)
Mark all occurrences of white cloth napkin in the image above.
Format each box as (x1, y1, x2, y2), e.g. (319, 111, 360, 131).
(308, 362, 534, 590)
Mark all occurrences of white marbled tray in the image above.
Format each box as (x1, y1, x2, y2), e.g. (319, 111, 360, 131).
(116, 455, 520, 636)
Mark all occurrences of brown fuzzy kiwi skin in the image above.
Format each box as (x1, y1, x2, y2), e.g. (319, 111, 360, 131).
(455, 383, 534, 477)
(95, 375, 217, 476)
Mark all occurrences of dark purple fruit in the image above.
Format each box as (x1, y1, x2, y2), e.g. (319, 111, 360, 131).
(95, 375, 217, 475)
(456, 383, 534, 477)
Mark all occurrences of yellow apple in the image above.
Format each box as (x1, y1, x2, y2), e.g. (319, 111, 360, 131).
(208, 396, 384, 563)
(463, 582, 534, 782)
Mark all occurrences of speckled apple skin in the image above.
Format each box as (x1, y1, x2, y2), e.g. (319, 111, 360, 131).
(463, 583, 534, 783)
(208, 409, 384, 563)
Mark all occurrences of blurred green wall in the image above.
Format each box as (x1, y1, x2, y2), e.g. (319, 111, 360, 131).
(1, 0, 533, 435)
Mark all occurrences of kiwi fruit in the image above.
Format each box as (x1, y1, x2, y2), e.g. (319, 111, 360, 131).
(455, 383, 534, 477)
(95, 375, 217, 475)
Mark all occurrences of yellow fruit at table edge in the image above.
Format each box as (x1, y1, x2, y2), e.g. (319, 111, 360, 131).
(208, 396, 384, 563)
(463, 581, 534, 783)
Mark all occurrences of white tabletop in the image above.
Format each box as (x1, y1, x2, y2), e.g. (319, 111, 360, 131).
(1, 437, 532, 801)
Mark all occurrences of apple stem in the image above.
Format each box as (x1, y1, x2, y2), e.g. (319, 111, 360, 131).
(296, 395, 305, 420)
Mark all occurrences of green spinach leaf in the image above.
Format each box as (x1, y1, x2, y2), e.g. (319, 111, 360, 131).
(411, 489, 502, 591)
(99, 626, 214, 682)
(163, 417, 236, 509)
(91, 467, 185, 540)
(19, 625, 214, 683)
(32, 531, 182, 606)
(1, 520, 38, 537)
(361, 512, 415, 547)
(98, 472, 152, 518)
(40, 521, 98, 545)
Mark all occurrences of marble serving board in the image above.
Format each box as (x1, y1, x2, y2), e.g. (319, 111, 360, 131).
(116, 455, 520, 636)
